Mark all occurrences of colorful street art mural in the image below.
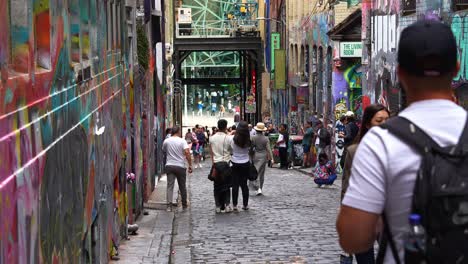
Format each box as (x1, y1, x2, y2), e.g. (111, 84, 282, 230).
(362, 0, 468, 111)
(289, 11, 334, 122)
(0, 1, 160, 263)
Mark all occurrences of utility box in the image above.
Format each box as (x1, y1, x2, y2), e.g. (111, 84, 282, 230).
(176, 8, 192, 36)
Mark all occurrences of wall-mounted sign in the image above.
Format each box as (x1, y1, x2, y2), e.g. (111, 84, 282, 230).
(274, 49, 286, 89)
(340, 42, 362, 58)
(246, 70, 257, 113)
(271, 33, 281, 73)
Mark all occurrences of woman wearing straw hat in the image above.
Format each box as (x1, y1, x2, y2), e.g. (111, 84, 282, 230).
(250, 122, 273, 195)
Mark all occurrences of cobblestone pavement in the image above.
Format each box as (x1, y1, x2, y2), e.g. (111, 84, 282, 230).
(171, 162, 344, 264)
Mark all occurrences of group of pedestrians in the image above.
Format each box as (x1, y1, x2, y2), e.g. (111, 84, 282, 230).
(209, 120, 273, 213)
(337, 20, 468, 264)
(163, 118, 273, 214)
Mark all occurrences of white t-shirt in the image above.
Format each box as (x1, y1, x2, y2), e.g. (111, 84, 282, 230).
(210, 132, 232, 163)
(162, 136, 189, 168)
(277, 134, 287, 148)
(315, 129, 321, 146)
(231, 141, 250, 163)
(343, 99, 467, 263)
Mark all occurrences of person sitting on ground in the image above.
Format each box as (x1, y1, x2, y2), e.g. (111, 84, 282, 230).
(312, 153, 337, 186)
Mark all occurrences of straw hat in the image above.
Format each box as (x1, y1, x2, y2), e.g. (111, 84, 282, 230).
(254, 122, 267, 131)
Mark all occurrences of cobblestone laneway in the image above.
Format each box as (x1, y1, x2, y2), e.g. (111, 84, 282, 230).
(172, 163, 343, 263)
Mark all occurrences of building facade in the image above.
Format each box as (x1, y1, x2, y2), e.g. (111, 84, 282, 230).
(0, 0, 163, 262)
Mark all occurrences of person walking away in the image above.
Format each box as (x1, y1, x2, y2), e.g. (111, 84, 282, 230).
(338, 111, 359, 170)
(197, 100, 203, 116)
(162, 126, 193, 212)
(195, 125, 206, 168)
(191, 126, 201, 168)
(339, 104, 389, 264)
(301, 121, 314, 168)
(276, 124, 289, 170)
(209, 119, 233, 213)
(317, 120, 332, 165)
(233, 111, 241, 126)
(337, 20, 468, 264)
(250, 122, 272, 195)
(248, 124, 257, 137)
(231, 121, 251, 211)
(219, 104, 225, 118)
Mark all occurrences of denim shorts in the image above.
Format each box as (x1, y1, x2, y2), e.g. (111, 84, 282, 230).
(303, 145, 311, 153)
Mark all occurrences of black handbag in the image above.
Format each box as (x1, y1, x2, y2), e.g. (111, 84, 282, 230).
(248, 161, 258, 181)
(208, 135, 232, 182)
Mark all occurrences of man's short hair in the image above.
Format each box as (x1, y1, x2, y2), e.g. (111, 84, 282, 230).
(171, 126, 180, 135)
(217, 119, 228, 130)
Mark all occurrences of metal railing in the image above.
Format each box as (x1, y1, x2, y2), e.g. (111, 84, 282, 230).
(176, 19, 258, 38)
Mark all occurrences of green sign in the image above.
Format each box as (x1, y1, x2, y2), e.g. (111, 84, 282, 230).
(274, 49, 286, 89)
(340, 42, 363, 58)
(271, 33, 281, 72)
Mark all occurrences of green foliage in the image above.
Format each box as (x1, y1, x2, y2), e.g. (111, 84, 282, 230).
(137, 24, 149, 70)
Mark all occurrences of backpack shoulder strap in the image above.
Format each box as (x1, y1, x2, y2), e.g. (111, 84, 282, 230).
(455, 114, 468, 154)
(380, 116, 443, 154)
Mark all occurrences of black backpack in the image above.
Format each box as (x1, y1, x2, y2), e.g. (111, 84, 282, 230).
(377, 116, 468, 264)
(319, 128, 331, 146)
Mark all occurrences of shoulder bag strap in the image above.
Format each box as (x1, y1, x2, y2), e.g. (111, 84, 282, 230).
(455, 114, 468, 155)
(376, 213, 401, 264)
(380, 116, 443, 154)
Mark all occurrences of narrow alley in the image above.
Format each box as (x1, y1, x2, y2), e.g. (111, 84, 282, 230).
(114, 164, 342, 263)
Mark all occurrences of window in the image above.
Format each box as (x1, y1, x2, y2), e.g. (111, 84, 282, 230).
(34, 0, 51, 69)
(402, 0, 416, 15)
(9, 0, 29, 72)
(112, 1, 116, 49)
(305, 45, 310, 77)
(454, 0, 468, 11)
(70, 0, 80, 62)
(81, 0, 90, 59)
(116, 2, 121, 49)
(106, 0, 111, 50)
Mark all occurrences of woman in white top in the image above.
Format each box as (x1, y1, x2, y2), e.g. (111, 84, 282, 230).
(230, 121, 251, 211)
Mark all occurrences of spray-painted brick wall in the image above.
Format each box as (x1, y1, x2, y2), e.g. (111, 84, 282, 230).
(0, 0, 156, 262)
(361, 0, 468, 111)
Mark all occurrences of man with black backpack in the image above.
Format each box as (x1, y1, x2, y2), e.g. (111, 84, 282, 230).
(337, 20, 468, 264)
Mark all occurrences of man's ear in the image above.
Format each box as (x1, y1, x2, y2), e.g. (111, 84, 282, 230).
(397, 66, 408, 92)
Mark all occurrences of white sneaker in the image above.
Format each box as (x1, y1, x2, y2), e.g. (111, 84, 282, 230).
(225, 205, 232, 213)
(257, 188, 262, 196)
(194, 164, 199, 169)
(215, 207, 221, 214)
(199, 163, 203, 168)
(232, 206, 239, 212)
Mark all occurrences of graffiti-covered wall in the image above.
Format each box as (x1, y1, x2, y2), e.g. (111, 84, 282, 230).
(289, 10, 335, 128)
(362, 0, 468, 111)
(0, 0, 157, 262)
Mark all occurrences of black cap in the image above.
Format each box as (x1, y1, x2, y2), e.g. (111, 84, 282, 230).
(398, 19, 458, 77)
